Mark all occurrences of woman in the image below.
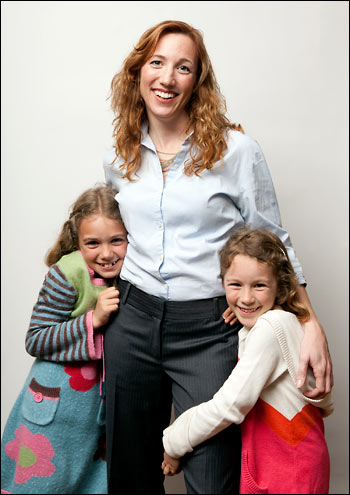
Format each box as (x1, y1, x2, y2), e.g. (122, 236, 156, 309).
(103, 20, 332, 494)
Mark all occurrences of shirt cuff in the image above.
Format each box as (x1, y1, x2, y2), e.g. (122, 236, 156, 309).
(86, 310, 102, 360)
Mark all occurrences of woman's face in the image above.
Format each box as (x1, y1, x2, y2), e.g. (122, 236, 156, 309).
(140, 32, 198, 126)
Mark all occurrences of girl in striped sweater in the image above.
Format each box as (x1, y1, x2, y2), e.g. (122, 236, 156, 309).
(1, 185, 127, 494)
(162, 228, 333, 494)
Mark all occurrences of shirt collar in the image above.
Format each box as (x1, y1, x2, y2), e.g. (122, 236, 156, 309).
(140, 120, 193, 152)
(140, 121, 155, 151)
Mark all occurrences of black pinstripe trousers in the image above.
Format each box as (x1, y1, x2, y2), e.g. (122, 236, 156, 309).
(104, 280, 241, 494)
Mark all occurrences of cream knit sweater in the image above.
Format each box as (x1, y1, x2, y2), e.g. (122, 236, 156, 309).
(163, 310, 333, 494)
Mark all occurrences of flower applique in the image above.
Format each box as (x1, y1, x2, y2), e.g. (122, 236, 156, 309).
(64, 362, 99, 391)
(4, 425, 55, 484)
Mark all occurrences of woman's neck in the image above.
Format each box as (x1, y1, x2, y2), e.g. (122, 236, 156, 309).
(147, 114, 191, 154)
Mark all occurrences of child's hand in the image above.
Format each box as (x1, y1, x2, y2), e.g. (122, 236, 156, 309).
(161, 452, 181, 476)
(222, 306, 238, 326)
(93, 287, 120, 329)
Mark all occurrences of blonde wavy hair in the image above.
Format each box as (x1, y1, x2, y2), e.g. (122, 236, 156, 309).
(109, 20, 243, 180)
(45, 185, 122, 267)
(219, 228, 310, 322)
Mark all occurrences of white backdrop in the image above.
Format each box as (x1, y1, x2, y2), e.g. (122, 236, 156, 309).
(1, 1, 348, 494)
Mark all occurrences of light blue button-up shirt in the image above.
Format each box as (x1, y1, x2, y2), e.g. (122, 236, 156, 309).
(104, 126, 305, 301)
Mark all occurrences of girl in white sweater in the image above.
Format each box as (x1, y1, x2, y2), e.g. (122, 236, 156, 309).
(162, 228, 333, 494)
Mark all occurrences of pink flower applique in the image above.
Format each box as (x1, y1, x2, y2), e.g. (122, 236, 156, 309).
(64, 362, 99, 391)
(5, 425, 55, 484)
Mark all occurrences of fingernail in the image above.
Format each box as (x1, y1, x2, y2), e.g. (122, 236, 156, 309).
(296, 380, 302, 388)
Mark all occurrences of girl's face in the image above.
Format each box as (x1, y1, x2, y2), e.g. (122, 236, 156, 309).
(224, 254, 278, 329)
(140, 32, 198, 126)
(78, 215, 127, 279)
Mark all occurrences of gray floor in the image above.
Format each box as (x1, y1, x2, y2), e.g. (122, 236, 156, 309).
(165, 471, 186, 494)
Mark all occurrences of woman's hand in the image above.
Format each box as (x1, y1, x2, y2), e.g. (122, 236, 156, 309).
(296, 286, 333, 398)
(161, 452, 181, 476)
(92, 287, 120, 329)
(298, 318, 333, 398)
(222, 306, 238, 326)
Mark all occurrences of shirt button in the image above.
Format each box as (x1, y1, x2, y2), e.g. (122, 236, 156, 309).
(157, 223, 162, 229)
(34, 392, 43, 403)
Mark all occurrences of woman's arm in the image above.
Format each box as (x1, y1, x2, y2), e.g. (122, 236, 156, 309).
(232, 135, 306, 287)
(231, 137, 333, 396)
(296, 285, 333, 398)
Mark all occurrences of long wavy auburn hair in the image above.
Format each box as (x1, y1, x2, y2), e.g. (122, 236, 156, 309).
(219, 228, 310, 322)
(45, 185, 122, 267)
(109, 20, 244, 180)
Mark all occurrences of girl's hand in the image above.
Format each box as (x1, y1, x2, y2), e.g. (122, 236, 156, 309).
(92, 287, 120, 329)
(222, 306, 238, 326)
(161, 452, 181, 476)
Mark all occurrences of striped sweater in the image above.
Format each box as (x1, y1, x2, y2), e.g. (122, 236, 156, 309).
(1, 251, 109, 494)
(25, 251, 105, 363)
(163, 310, 334, 494)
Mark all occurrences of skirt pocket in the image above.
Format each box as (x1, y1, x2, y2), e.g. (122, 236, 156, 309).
(22, 377, 61, 426)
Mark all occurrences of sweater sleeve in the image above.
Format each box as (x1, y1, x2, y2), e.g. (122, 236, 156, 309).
(25, 264, 101, 362)
(163, 320, 287, 458)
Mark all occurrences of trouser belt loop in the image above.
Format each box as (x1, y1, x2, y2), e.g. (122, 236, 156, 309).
(121, 281, 131, 305)
(213, 297, 220, 320)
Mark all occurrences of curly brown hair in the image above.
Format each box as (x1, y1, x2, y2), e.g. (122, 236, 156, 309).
(219, 228, 310, 322)
(45, 185, 122, 266)
(109, 20, 243, 180)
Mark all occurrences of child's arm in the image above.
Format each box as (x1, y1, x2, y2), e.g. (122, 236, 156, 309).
(25, 264, 118, 362)
(163, 321, 285, 459)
